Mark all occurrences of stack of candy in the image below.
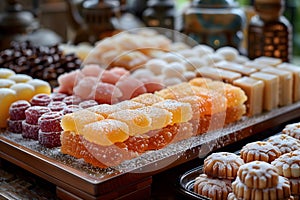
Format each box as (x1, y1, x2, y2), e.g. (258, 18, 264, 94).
(60, 77, 247, 168)
(0, 68, 51, 128)
(7, 92, 99, 148)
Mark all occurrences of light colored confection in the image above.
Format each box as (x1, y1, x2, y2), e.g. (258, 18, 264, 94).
(232, 176, 291, 200)
(250, 72, 279, 111)
(254, 56, 282, 66)
(238, 161, 279, 189)
(282, 122, 300, 140)
(215, 46, 239, 61)
(113, 100, 144, 110)
(240, 141, 281, 163)
(136, 106, 172, 130)
(131, 93, 164, 106)
(0, 68, 15, 78)
(60, 109, 105, 134)
(204, 152, 245, 179)
(87, 104, 121, 118)
(152, 99, 192, 125)
(196, 67, 242, 83)
(277, 62, 300, 102)
(184, 57, 207, 71)
(215, 60, 257, 76)
(8, 74, 32, 83)
(0, 88, 17, 128)
(10, 83, 35, 101)
(271, 151, 300, 178)
(267, 134, 300, 154)
(26, 79, 51, 95)
(0, 79, 15, 88)
(82, 119, 130, 146)
(233, 77, 264, 116)
(107, 109, 152, 136)
(194, 174, 232, 200)
(261, 67, 293, 106)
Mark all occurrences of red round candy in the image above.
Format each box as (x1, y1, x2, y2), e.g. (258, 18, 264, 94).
(50, 93, 67, 101)
(22, 121, 39, 140)
(38, 130, 61, 148)
(25, 106, 51, 125)
(62, 95, 82, 105)
(48, 101, 66, 112)
(38, 112, 63, 132)
(63, 105, 81, 114)
(30, 94, 51, 106)
(9, 100, 31, 120)
(79, 100, 98, 109)
(7, 119, 23, 133)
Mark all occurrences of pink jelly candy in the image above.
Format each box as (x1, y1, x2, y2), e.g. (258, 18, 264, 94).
(38, 112, 63, 133)
(48, 101, 66, 112)
(115, 76, 147, 101)
(9, 100, 31, 120)
(81, 64, 104, 77)
(94, 82, 122, 104)
(38, 130, 61, 148)
(79, 100, 98, 109)
(30, 94, 51, 106)
(22, 121, 40, 140)
(73, 76, 98, 100)
(25, 106, 51, 125)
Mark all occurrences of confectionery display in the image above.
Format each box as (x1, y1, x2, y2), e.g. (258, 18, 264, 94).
(0, 19, 300, 199)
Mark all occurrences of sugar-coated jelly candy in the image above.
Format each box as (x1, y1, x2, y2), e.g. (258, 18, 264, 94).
(79, 100, 98, 109)
(38, 112, 63, 133)
(62, 95, 82, 105)
(22, 121, 39, 140)
(63, 104, 81, 114)
(27, 79, 51, 95)
(8, 74, 32, 83)
(7, 119, 23, 133)
(0, 88, 17, 128)
(9, 100, 31, 120)
(50, 92, 67, 101)
(10, 83, 35, 101)
(30, 93, 51, 106)
(94, 83, 122, 104)
(0, 79, 15, 88)
(0, 68, 15, 78)
(25, 106, 51, 125)
(48, 101, 66, 112)
(38, 130, 61, 148)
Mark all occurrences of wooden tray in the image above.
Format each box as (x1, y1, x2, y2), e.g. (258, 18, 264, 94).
(1, 101, 300, 199)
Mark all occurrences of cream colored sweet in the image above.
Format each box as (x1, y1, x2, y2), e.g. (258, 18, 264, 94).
(250, 72, 279, 111)
(233, 77, 264, 116)
(215, 60, 257, 76)
(0, 68, 15, 78)
(8, 74, 32, 83)
(261, 67, 293, 106)
(27, 79, 51, 95)
(0, 88, 17, 128)
(10, 83, 35, 101)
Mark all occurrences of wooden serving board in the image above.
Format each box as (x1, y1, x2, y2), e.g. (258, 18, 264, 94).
(1, 101, 300, 199)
